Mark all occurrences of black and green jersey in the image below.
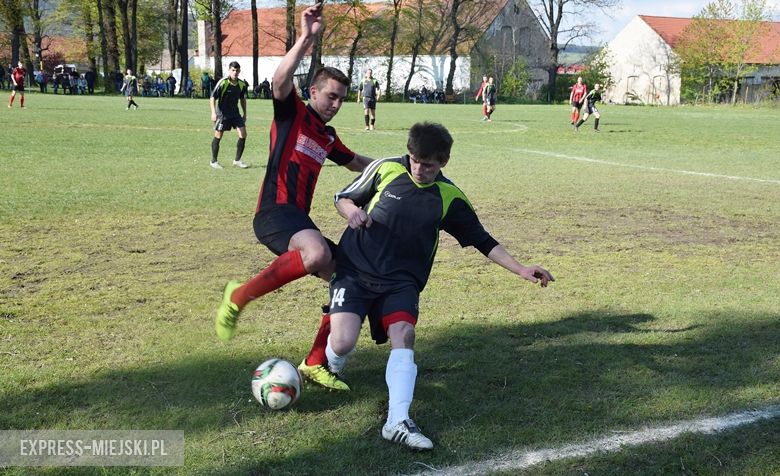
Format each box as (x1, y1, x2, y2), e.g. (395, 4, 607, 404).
(359, 78, 380, 99)
(585, 89, 602, 106)
(211, 77, 247, 119)
(334, 155, 498, 291)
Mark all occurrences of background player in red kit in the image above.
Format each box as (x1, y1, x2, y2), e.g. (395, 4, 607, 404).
(215, 2, 372, 390)
(8, 62, 26, 109)
(569, 76, 587, 126)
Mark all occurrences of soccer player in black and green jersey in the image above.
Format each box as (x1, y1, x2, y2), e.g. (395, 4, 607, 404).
(209, 61, 249, 169)
(319, 122, 554, 450)
(575, 83, 602, 132)
(120, 69, 139, 110)
(357, 69, 380, 130)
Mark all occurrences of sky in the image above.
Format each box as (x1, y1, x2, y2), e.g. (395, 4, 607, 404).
(247, 0, 780, 46)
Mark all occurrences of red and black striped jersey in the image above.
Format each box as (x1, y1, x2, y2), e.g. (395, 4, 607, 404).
(256, 91, 355, 215)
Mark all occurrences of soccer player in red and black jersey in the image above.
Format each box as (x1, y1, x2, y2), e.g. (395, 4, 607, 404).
(8, 62, 26, 109)
(215, 2, 373, 389)
(569, 76, 587, 126)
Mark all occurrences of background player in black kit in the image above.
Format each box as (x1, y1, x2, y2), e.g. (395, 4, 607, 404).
(321, 122, 554, 450)
(210, 61, 249, 169)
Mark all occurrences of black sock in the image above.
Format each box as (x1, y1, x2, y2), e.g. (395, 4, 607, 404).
(594, 118, 600, 130)
(370, 118, 375, 126)
(576, 119, 584, 128)
(211, 137, 221, 162)
(235, 138, 246, 161)
(364, 114, 369, 126)
(130, 100, 138, 107)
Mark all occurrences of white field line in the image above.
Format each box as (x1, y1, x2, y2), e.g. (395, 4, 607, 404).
(409, 405, 780, 476)
(513, 148, 780, 185)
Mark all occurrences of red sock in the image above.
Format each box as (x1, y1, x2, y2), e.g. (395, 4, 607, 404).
(305, 313, 331, 366)
(574, 111, 579, 122)
(482, 105, 487, 116)
(20, 96, 24, 107)
(9, 96, 14, 106)
(230, 250, 307, 309)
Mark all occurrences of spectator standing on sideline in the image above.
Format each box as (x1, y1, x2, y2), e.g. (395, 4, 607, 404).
(0, 65, 5, 90)
(209, 61, 249, 169)
(85, 68, 96, 94)
(8, 62, 26, 108)
(357, 69, 380, 130)
(184, 76, 194, 97)
(166, 74, 177, 96)
(201, 72, 211, 98)
(120, 69, 140, 110)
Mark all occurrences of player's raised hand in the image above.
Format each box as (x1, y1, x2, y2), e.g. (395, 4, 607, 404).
(520, 265, 554, 287)
(302, 1, 324, 39)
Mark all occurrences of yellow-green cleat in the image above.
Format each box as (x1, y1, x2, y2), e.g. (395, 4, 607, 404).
(215, 280, 242, 341)
(298, 359, 350, 391)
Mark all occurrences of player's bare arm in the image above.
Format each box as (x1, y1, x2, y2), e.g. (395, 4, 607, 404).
(487, 245, 554, 287)
(336, 198, 372, 229)
(344, 153, 373, 172)
(209, 96, 218, 122)
(272, 2, 323, 100)
(241, 96, 247, 120)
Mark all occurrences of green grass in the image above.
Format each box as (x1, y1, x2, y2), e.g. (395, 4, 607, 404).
(1, 93, 779, 475)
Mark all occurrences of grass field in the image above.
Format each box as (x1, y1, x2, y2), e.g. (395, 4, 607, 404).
(1, 93, 779, 475)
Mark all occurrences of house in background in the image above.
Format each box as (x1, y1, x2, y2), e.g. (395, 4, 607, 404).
(606, 15, 780, 105)
(469, 0, 551, 99)
(195, 0, 550, 97)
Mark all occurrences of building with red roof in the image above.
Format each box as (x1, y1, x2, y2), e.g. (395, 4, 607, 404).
(606, 15, 780, 105)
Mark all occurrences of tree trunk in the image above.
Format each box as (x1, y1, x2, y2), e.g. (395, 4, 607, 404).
(306, 23, 323, 90)
(212, 0, 223, 79)
(96, 0, 111, 91)
(117, 0, 133, 71)
(82, 4, 98, 72)
(444, 0, 462, 96)
(180, 0, 189, 85)
(346, 27, 363, 94)
(403, 44, 421, 100)
(251, 0, 259, 89)
(103, 0, 121, 88)
(384, 0, 401, 99)
(285, 0, 296, 52)
(168, 0, 179, 71)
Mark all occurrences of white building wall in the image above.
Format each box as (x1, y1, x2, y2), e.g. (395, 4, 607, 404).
(606, 17, 682, 105)
(213, 54, 472, 95)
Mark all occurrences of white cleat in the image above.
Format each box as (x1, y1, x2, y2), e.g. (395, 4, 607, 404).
(233, 160, 249, 169)
(381, 419, 433, 450)
(210, 161, 223, 169)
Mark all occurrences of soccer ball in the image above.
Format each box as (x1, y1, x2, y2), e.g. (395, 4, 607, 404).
(251, 359, 302, 410)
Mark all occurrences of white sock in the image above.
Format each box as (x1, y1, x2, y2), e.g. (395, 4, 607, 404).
(325, 335, 353, 374)
(385, 348, 417, 428)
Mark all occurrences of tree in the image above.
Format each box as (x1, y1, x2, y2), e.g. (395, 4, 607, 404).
(443, 0, 492, 97)
(285, 0, 295, 52)
(530, 0, 620, 102)
(167, 0, 179, 71)
(382, 0, 402, 97)
(677, 0, 772, 104)
(399, 0, 436, 99)
(116, 0, 139, 72)
(251, 0, 258, 90)
(180, 0, 189, 87)
(500, 57, 531, 99)
(580, 45, 614, 91)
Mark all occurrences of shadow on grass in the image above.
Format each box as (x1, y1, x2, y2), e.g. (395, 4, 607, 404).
(1, 310, 777, 475)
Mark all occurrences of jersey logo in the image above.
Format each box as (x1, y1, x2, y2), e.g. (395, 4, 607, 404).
(295, 134, 328, 165)
(383, 190, 402, 200)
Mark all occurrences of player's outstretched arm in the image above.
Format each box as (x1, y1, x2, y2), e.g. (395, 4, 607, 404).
(487, 244, 554, 287)
(273, 2, 323, 101)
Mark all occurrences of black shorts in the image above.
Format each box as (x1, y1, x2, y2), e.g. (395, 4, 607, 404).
(571, 100, 582, 108)
(363, 97, 376, 110)
(329, 271, 419, 344)
(586, 103, 599, 115)
(12, 84, 24, 92)
(253, 205, 336, 257)
(215, 115, 246, 132)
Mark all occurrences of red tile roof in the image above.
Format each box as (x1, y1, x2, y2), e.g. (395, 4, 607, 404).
(640, 15, 780, 64)
(220, 1, 508, 57)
